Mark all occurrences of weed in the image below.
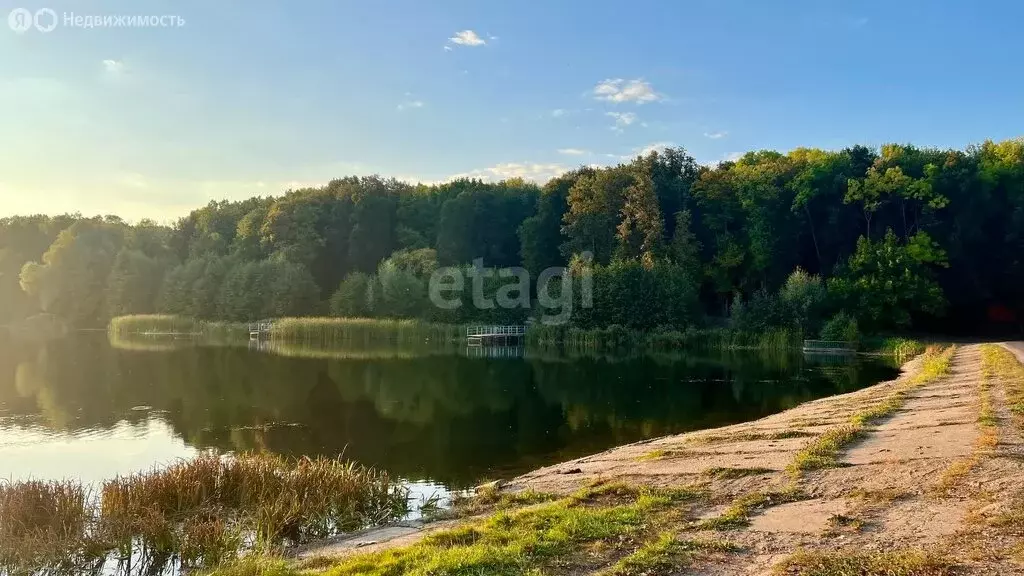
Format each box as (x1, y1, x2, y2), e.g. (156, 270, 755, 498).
(774, 549, 954, 575)
(703, 467, 775, 480)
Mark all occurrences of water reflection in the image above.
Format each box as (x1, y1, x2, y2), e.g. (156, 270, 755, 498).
(0, 334, 897, 488)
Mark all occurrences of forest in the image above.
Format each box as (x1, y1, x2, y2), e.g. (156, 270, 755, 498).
(2, 139, 1024, 338)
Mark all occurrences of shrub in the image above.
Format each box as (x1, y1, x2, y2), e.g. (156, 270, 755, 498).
(820, 312, 859, 343)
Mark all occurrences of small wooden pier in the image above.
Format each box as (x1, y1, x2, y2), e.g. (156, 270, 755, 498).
(802, 339, 857, 356)
(248, 320, 274, 339)
(466, 325, 527, 347)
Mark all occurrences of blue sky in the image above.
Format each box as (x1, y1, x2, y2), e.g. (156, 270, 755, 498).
(2, 0, 1022, 221)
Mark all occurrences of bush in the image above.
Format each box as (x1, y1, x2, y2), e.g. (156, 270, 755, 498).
(820, 312, 858, 342)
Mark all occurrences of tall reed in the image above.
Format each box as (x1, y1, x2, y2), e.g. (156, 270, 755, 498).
(0, 453, 409, 575)
(269, 317, 463, 347)
(108, 315, 249, 340)
(0, 479, 104, 574)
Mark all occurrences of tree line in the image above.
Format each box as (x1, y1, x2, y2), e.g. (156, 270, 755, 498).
(3, 139, 1024, 336)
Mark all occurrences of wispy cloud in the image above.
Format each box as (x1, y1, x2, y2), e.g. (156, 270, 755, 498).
(723, 151, 744, 162)
(448, 30, 486, 47)
(850, 16, 869, 28)
(558, 148, 589, 156)
(606, 111, 637, 131)
(703, 131, 728, 139)
(449, 162, 567, 183)
(397, 99, 425, 111)
(551, 109, 566, 118)
(102, 59, 124, 74)
(593, 78, 662, 104)
(443, 45, 453, 52)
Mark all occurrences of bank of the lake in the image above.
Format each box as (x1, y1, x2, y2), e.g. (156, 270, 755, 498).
(279, 344, 1024, 576)
(107, 314, 924, 357)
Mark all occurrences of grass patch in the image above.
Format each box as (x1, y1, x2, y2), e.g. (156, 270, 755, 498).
(695, 487, 805, 530)
(448, 487, 558, 518)
(302, 486, 701, 576)
(703, 467, 774, 480)
(788, 425, 861, 473)
(825, 513, 865, 533)
(692, 430, 815, 445)
(774, 549, 955, 575)
(636, 448, 690, 461)
(788, 346, 955, 477)
(981, 344, 1024, 419)
(602, 532, 738, 576)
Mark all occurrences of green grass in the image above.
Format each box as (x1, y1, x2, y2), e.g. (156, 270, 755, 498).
(295, 485, 705, 576)
(270, 317, 464, 346)
(693, 429, 815, 444)
(866, 337, 926, 359)
(788, 346, 955, 477)
(695, 487, 805, 530)
(774, 550, 955, 575)
(602, 532, 738, 576)
(108, 314, 247, 337)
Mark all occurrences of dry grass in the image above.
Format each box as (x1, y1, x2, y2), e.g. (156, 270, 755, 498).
(703, 467, 775, 479)
(774, 549, 955, 575)
(0, 453, 408, 575)
(0, 480, 104, 573)
(691, 430, 815, 445)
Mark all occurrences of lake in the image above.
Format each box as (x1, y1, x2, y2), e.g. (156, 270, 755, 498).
(0, 333, 897, 501)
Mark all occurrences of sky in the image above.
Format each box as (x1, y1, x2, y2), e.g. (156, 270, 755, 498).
(1, 0, 1022, 222)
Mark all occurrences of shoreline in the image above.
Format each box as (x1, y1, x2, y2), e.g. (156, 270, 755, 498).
(291, 344, 1024, 575)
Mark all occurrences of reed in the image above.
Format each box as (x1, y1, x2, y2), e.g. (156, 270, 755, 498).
(0, 453, 408, 575)
(108, 315, 249, 339)
(527, 325, 802, 354)
(101, 453, 409, 554)
(269, 317, 463, 347)
(865, 337, 925, 359)
(0, 479, 103, 574)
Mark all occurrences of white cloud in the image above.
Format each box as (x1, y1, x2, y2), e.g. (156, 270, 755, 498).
(606, 111, 637, 131)
(723, 151, 744, 162)
(551, 109, 566, 118)
(621, 141, 677, 160)
(593, 78, 662, 104)
(102, 59, 124, 74)
(443, 45, 453, 52)
(397, 99, 425, 111)
(558, 148, 589, 156)
(704, 131, 728, 139)
(449, 162, 568, 183)
(448, 30, 486, 47)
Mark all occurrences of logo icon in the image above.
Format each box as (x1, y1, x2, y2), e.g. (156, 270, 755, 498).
(34, 8, 56, 32)
(8, 8, 32, 32)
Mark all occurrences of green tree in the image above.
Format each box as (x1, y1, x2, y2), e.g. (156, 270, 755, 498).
(105, 249, 165, 316)
(828, 229, 947, 329)
(19, 219, 126, 326)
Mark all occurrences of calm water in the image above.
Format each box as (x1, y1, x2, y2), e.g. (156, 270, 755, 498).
(0, 333, 897, 493)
